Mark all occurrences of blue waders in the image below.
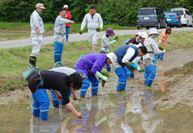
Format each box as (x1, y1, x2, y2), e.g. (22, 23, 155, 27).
(54, 41, 64, 63)
(115, 67, 128, 92)
(80, 76, 99, 97)
(32, 89, 50, 120)
(144, 64, 156, 87)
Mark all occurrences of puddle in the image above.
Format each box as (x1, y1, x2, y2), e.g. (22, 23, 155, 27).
(1, 90, 193, 133)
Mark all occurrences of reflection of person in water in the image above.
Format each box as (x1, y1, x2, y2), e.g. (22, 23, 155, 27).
(106, 94, 134, 133)
(62, 98, 109, 132)
(141, 90, 161, 133)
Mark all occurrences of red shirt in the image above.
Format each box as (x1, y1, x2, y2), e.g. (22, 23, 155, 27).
(65, 11, 72, 27)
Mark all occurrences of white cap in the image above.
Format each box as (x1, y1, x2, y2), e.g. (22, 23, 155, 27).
(148, 28, 159, 36)
(35, 3, 46, 9)
(63, 4, 68, 9)
(106, 52, 117, 64)
(136, 31, 148, 39)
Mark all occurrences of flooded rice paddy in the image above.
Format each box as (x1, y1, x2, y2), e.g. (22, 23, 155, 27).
(1, 54, 193, 133)
(1, 90, 193, 133)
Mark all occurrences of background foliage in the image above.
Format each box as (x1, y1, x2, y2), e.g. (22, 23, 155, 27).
(0, 0, 193, 25)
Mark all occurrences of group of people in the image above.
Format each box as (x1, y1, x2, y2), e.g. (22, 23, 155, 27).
(27, 3, 172, 121)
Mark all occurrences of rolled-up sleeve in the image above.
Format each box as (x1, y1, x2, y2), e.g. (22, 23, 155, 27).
(122, 48, 135, 63)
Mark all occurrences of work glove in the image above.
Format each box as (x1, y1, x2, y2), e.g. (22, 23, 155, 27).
(95, 71, 108, 81)
(111, 40, 116, 44)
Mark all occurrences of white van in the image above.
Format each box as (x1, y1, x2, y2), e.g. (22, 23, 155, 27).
(171, 8, 192, 27)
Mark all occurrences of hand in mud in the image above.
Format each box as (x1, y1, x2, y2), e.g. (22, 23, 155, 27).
(76, 112, 82, 119)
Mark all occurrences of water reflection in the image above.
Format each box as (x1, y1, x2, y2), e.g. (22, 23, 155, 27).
(142, 90, 161, 133)
(1, 90, 193, 133)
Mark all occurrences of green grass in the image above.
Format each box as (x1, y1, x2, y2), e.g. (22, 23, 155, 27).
(0, 31, 193, 93)
(0, 22, 135, 40)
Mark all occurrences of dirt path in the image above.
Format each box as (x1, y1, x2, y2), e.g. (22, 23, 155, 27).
(1, 48, 193, 106)
(0, 28, 192, 49)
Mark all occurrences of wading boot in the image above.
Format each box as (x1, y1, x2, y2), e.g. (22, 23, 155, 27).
(29, 56, 37, 66)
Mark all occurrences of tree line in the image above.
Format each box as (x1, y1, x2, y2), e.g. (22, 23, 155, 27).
(0, 0, 193, 25)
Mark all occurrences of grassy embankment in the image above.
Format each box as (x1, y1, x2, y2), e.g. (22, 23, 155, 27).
(0, 30, 193, 93)
(0, 22, 136, 40)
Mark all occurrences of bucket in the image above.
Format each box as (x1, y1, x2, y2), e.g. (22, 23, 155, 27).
(22, 64, 39, 80)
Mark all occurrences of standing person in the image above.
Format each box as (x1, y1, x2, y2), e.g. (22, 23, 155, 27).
(29, 3, 46, 66)
(79, 6, 103, 52)
(28, 70, 83, 120)
(63, 4, 73, 45)
(158, 27, 172, 49)
(54, 8, 74, 65)
(75, 53, 113, 97)
(100, 28, 116, 53)
(107, 45, 147, 92)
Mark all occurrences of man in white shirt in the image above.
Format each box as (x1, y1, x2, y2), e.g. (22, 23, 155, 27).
(29, 3, 45, 66)
(107, 45, 147, 92)
(79, 6, 103, 52)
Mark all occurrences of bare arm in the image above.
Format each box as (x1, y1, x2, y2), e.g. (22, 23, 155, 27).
(65, 102, 82, 118)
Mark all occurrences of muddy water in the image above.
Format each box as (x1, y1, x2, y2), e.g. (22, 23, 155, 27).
(1, 90, 193, 133)
(1, 60, 193, 133)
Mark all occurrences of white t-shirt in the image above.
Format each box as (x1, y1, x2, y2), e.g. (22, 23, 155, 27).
(50, 67, 76, 75)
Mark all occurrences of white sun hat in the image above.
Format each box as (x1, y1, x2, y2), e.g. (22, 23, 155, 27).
(106, 52, 117, 64)
(148, 28, 159, 36)
(136, 31, 148, 39)
(63, 4, 69, 9)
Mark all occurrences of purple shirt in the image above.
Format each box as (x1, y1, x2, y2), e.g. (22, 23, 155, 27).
(75, 53, 107, 77)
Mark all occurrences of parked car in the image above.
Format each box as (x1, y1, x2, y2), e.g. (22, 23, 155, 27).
(171, 8, 192, 27)
(164, 11, 181, 27)
(137, 7, 167, 29)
